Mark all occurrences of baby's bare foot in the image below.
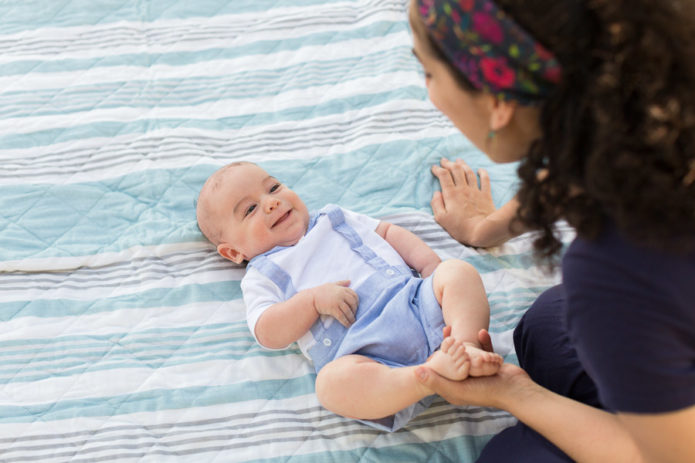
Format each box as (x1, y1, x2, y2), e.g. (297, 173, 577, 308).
(462, 342, 503, 377)
(426, 337, 471, 381)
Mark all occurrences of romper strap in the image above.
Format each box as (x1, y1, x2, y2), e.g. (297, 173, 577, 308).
(325, 206, 399, 274)
(247, 254, 296, 299)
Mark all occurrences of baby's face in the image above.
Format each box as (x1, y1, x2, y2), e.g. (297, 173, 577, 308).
(213, 164, 309, 263)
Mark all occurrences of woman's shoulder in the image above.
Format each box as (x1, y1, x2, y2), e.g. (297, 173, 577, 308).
(562, 223, 695, 413)
(561, 220, 695, 338)
(563, 222, 695, 288)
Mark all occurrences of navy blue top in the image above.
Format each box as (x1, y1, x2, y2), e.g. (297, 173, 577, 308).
(563, 224, 695, 413)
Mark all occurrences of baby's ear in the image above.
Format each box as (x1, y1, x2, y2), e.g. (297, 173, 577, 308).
(217, 243, 245, 264)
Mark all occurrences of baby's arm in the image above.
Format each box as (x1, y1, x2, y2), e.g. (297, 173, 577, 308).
(254, 281, 359, 349)
(376, 222, 441, 278)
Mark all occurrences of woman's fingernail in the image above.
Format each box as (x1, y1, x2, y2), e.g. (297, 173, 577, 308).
(416, 367, 428, 381)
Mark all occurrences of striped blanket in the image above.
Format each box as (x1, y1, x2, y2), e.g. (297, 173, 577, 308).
(0, 0, 570, 461)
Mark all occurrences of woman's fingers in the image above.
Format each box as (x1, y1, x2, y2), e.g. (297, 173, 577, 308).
(440, 158, 467, 185)
(415, 367, 467, 405)
(478, 329, 494, 353)
(478, 168, 491, 195)
(436, 158, 484, 189)
(455, 158, 478, 186)
(431, 163, 456, 189)
(430, 190, 447, 220)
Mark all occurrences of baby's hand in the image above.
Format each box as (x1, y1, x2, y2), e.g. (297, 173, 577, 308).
(311, 280, 359, 328)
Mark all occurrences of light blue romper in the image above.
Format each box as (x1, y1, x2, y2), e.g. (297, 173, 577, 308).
(246, 205, 446, 431)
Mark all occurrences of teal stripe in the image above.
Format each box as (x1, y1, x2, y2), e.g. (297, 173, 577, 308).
(0, 0, 353, 35)
(487, 286, 551, 301)
(0, 85, 425, 149)
(0, 49, 416, 118)
(0, 21, 405, 76)
(0, 136, 518, 261)
(488, 294, 539, 306)
(0, 281, 242, 321)
(490, 315, 527, 333)
(0, 336, 256, 366)
(0, 348, 298, 385)
(465, 252, 537, 272)
(0, 376, 316, 423)
(504, 352, 519, 365)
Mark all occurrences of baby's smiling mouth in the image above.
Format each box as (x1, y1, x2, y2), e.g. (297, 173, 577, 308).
(272, 210, 291, 228)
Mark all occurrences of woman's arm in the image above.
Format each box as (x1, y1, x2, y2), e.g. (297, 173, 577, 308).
(431, 158, 526, 247)
(416, 362, 646, 463)
(619, 407, 695, 463)
(376, 221, 441, 277)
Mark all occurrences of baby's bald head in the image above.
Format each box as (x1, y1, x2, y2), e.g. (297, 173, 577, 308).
(196, 161, 251, 245)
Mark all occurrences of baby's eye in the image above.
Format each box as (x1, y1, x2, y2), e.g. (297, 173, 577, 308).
(244, 204, 256, 217)
(269, 183, 281, 193)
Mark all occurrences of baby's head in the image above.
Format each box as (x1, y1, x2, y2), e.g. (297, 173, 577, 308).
(196, 162, 310, 263)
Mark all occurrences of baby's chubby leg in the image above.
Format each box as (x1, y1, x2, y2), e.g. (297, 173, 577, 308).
(315, 355, 435, 420)
(432, 259, 502, 376)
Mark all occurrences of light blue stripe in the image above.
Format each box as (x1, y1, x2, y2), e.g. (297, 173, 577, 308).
(0, 137, 518, 261)
(0, 348, 298, 385)
(465, 252, 537, 272)
(504, 352, 519, 365)
(0, 0, 353, 35)
(490, 297, 535, 308)
(0, 336, 255, 365)
(490, 298, 534, 307)
(490, 315, 528, 333)
(0, 376, 316, 423)
(0, 85, 425, 149)
(487, 286, 551, 301)
(0, 21, 405, 77)
(0, 282, 242, 321)
(0, 49, 416, 118)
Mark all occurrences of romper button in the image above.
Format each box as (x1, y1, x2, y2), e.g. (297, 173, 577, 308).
(323, 338, 332, 346)
(386, 269, 395, 275)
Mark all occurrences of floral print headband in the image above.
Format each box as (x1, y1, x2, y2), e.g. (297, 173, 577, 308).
(416, 0, 562, 104)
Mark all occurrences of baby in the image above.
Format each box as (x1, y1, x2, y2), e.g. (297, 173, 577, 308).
(196, 161, 502, 431)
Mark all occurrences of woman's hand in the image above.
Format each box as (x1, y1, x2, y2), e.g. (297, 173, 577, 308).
(416, 360, 534, 409)
(430, 158, 497, 246)
(419, 327, 536, 409)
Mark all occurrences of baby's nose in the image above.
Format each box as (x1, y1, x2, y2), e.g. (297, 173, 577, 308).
(264, 197, 280, 212)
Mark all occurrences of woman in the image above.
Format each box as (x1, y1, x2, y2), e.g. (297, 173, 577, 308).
(408, 0, 695, 461)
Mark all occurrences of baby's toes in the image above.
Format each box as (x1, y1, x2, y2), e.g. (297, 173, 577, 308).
(440, 336, 456, 353)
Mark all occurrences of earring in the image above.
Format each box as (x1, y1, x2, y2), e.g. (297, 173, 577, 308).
(487, 129, 496, 140)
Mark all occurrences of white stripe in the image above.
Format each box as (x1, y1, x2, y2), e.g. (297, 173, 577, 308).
(0, 300, 246, 342)
(489, 328, 516, 357)
(0, 96, 436, 163)
(0, 100, 453, 186)
(0, 70, 420, 135)
(0, 355, 312, 407)
(0, 396, 331, 459)
(0, 241, 211, 272)
(0, 1, 402, 62)
(0, 29, 411, 91)
(1, 266, 242, 303)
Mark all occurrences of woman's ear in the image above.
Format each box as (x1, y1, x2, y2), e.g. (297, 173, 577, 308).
(217, 243, 246, 264)
(488, 97, 517, 131)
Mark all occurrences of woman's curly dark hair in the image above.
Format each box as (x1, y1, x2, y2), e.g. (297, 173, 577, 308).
(423, 0, 695, 261)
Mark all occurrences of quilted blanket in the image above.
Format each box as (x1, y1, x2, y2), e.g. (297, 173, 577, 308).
(0, 0, 571, 461)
